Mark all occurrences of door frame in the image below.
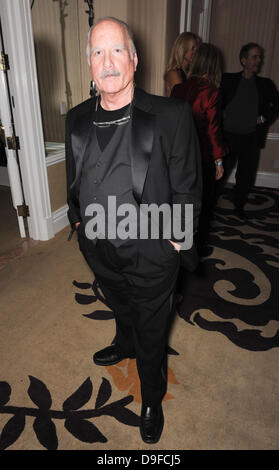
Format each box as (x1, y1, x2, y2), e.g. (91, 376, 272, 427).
(0, 0, 54, 240)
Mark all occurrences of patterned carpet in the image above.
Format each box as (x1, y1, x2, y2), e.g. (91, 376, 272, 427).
(0, 186, 279, 451)
(179, 186, 279, 351)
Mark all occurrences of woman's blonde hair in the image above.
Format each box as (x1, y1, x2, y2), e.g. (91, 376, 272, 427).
(166, 32, 200, 73)
(188, 43, 223, 88)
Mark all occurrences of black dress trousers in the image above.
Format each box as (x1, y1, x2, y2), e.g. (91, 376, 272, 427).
(77, 223, 180, 406)
(223, 131, 260, 210)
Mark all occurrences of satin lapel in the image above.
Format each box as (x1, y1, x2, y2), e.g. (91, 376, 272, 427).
(131, 106, 155, 204)
(70, 110, 93, 189)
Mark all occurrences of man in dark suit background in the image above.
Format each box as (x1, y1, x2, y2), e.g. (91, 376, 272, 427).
(66, 17, 201, 444)
(221, 42, 279, 219)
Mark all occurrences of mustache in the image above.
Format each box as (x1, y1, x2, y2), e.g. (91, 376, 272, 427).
(100, 70, 120, 79)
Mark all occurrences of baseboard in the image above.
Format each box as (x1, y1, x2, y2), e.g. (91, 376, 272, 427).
(45, 142, 65, 167)
(52, 204, 69, 234)
(227, 169, 279, 189)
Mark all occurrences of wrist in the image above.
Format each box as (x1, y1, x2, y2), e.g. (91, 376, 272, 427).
(215, 159, 223, 166)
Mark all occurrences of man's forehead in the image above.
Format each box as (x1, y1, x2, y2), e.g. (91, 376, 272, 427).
(91, 20, 127, 43)
(248, 48, 262, 57)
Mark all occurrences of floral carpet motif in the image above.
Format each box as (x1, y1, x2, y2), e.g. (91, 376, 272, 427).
(179, 187, 279, 351)
(0, 376, 139, 450)
(106, 360, 179, 403)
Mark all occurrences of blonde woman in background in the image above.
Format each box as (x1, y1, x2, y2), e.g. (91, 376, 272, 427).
(164, 32, 200, 96)
(171, 43, 227, 255)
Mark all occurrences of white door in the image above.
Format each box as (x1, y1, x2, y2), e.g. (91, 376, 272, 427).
(0, 20, 27, 238)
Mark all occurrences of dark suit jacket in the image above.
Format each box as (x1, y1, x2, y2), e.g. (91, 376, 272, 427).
(65, 87, 202, 270)
(220, 72, 279, 147)
(171, 76, 227, 163)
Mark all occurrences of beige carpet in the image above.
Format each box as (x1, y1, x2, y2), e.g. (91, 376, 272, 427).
(0, 186, 279, 450)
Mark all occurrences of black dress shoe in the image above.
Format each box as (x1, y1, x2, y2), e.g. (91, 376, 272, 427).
(234, 208, 248, 220)
(140, 404, 164, 444)
(93, 345, 136, 366)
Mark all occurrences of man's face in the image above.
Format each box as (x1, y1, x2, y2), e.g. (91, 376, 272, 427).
(242, 47, 262, 74)
(89, 20, 138, 97)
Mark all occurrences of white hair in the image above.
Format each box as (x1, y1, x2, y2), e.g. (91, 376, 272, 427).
(86, 17, 137, 65)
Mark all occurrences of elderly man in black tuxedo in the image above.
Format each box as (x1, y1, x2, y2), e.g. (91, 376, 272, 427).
(66, 17, 201, 444)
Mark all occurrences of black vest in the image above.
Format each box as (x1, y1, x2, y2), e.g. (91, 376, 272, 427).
(79, 120, 140, 247)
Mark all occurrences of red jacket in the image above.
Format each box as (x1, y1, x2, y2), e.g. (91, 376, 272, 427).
(171, 76, 227, 163)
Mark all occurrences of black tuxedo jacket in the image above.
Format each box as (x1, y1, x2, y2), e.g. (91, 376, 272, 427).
(220, 72, 279, 147)
(65, 87, 202, 270)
